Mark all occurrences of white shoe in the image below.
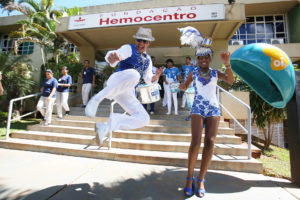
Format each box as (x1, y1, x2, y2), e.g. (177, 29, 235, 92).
(174, 112, 178, 115)
(181, 105, 185, 108)
(95, 122, 109, 146)
(150, 111, 154, 115)
(166, 112, 171, 115)
(44, 122, 49, 126)
(85, 98, 99, 118)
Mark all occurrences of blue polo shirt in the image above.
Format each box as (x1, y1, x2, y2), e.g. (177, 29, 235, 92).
(57, 75, 72, 93)
(182, 64, 194, 82)
(83, 67, 95, 84)
(163, 67, 181, 82)
(42, 77, 58, 98)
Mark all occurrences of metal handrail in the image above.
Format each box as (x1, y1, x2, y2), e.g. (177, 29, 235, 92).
(6, 92, 42, 139)
(217, 85, 252, 159)
(108, 101, 117, 150)
(5, 83, 80, 140)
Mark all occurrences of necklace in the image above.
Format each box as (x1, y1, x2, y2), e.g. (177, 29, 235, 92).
(199, 68, 211, 76)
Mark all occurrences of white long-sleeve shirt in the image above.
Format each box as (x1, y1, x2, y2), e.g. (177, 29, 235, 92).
(105, 44, 154, 85)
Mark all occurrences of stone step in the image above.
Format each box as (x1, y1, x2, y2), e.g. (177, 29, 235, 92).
(17, 129, 242, 144)
(112, 130, 241, 144)
(51, 118, 229, 128)
(0, 138, 262, 173)
(50, 119, 229, 132)
(69, 111, 192, 120)
(60, 115, 227, 127)
(69, 111, 226, 122)
(27, 124, 235, 136)
(10, 131, 245, 155)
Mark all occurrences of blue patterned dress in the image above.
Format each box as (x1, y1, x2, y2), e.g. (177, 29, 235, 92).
(190, 67, 221, 118)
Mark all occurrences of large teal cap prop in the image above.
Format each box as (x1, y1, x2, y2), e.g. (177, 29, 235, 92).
(230, 43, 295, 108)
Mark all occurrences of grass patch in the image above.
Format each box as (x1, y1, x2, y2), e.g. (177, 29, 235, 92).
(255, 142, 291, 180)
(0, 118, 41, 140)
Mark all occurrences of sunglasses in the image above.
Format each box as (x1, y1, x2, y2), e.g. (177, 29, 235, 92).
(136, 39, 149, 44)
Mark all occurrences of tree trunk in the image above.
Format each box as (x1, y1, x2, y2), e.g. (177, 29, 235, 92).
(40, 46, 46, 71)
(263, 123, 273, 150)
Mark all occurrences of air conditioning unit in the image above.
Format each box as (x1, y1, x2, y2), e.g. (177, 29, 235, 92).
(271, 38, 284, 44)
(232, 40, 244, 45)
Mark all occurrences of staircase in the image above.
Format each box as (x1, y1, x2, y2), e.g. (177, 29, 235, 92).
(0, 100, 262, 173)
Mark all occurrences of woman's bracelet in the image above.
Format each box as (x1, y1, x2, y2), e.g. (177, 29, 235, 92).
(224, 63, 231, 69)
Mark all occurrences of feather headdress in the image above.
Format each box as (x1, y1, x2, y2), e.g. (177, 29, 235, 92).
(178, 26, 213, 57)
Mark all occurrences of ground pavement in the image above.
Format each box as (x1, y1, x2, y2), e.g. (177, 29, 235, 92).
(0, 148, 299, 200)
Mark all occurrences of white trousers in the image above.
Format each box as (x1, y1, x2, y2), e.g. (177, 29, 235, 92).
(91, 69, 150, 131)
(164, 79, 178, 114)
(182, 93, 187, 108)
(162, 84, 167, 106)
(37, 96, 55, 124)
(56, 92, 70, 117)
(82, 83, 92, 105)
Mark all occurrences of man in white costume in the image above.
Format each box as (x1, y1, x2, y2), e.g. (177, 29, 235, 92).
(85, 27, 162, 145)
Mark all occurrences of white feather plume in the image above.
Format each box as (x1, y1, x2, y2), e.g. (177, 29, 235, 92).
(178, 26, 204, 48)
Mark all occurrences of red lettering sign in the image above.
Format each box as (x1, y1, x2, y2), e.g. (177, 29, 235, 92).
(74, 17, 86, 22)
(153, 15, 162, 21)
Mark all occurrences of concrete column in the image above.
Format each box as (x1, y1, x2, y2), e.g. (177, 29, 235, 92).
(286, 71, 300, 185)
(77, 45, 96, 94)
(79, 46, 96, 67)
(212, 39, 229, 68)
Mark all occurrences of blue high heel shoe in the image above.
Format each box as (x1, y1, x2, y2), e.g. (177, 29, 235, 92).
(184, 177, 195, 197)
(196, 177, 206, 198)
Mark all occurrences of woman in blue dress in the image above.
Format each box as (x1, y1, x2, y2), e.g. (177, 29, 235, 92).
(180, 48, 234, 198)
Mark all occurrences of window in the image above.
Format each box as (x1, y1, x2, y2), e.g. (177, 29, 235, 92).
(0, 35, 35, 55)
(0, 35, 14, 52)
(67, 43, 78, 53)
(230, 15, 288, 45)
(61, 43, 78, 53)
(18, 42, 34, 55)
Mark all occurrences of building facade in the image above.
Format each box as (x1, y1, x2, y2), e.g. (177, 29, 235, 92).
(0, 0, 299, 74)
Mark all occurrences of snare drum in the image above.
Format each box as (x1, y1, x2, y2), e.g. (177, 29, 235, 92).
(185, 87, 195, 108)
(136, 83, 161, 104)
(170, 82, 180, 93)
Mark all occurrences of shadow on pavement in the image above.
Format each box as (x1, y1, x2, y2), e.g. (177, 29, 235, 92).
(2, 168, 298, 200)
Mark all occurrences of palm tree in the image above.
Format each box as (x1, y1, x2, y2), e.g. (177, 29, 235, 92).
(0, 52, 36, 112)
(4, 0, 83, 67)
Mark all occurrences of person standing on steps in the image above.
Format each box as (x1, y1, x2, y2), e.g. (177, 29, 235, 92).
(180, 47, 234, 198)
(181, 56, 194, 108)
(81, 60, 95, 108)
(163, 58, 182, 115)
(85, 27, 162, 146)
(37, 69, 58, 126)
(56, 66, 72, 119)
(142, 56, 159, 115)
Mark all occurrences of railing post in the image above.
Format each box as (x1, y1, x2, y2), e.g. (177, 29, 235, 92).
(108, 101, 117, 150)
(247, 108, 252, 159)
(6, 100, 14, 139)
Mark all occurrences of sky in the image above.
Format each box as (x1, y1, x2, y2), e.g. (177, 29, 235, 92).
(0, 0, 145, 17)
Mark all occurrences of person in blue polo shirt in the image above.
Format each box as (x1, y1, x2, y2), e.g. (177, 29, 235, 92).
(56, 66, 72, 119)
(36, 69, 58, 126)
(81, 60, 95, 107)
(181, 56, 194, 108)
(163, 59, 183, 115)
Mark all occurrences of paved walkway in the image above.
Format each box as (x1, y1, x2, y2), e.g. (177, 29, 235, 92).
(0, 148, 299, 200)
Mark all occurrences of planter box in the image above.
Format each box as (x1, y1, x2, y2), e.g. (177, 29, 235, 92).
(220, 91, 250, 120)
